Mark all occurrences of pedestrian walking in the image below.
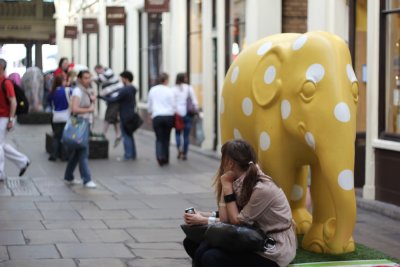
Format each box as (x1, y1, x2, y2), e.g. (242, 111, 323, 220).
(147, 73, 175, 166)
(94, 64, 122, 147)
(64, 70, 97, 188)
(99, 71, 138, 160)
(173, 73, 198, 160)
(0, 58, 30, 181)
(47, 74, 70, 161)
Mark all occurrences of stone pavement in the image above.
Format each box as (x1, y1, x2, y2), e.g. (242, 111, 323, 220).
(0, 120, 398, 267)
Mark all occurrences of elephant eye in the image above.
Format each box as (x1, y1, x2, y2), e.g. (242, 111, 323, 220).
(300, 81, 316, 103)
(351, 82, 359, 103)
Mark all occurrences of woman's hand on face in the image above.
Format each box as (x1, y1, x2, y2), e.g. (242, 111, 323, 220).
(221, 170, 236, 185)
(183, 212, 207, 225)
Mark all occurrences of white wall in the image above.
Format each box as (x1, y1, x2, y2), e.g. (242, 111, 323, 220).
(54, 0, 72, 60)
(246, 0, 282, 45)
(363, 0, 380, 200)
(166, 0, 187, 84)
(308, 0, 349, 42)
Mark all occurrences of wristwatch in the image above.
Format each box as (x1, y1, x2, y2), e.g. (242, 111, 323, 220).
(8, 117, 14, 123)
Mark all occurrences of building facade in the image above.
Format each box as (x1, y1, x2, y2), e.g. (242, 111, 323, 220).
(53, 0, 399, 206)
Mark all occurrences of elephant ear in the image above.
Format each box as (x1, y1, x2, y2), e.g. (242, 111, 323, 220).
(252, 47, 284, 107)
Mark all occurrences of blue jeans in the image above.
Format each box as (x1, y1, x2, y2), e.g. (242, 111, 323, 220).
(64, 144, 91, 183)
(120, 121, 136, 159)
(152, 115, 174, 164)
(175, 115, 193, 155)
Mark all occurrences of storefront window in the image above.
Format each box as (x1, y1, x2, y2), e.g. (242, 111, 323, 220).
(383, 1, 400, 136)
(139, 12, 163, 101)
(188, 0, 203, 108)
(354, 0, 367, 133)
(225, 0, 246, 71)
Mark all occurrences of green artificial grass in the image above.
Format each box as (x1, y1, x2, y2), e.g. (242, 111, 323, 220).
(292, 236, 399, 264)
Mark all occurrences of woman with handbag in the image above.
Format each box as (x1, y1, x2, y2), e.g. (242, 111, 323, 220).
(183, 140, 297, 267)
(63, 70, 97, 188)
(172, 73, 198, 160)
(47, 75, 70, 161)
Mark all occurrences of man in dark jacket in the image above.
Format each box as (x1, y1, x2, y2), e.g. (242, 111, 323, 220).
(100, 71, 138, 160)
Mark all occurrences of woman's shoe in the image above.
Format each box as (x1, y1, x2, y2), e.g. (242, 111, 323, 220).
(177, 151, 183, 159)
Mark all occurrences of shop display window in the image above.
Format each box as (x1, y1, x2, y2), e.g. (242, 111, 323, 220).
(225, 0, 246, 70)
(138, 12, 163, 101)
(382, 0, 400, 137)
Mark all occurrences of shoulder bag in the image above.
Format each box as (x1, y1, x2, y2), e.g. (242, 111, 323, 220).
(62, 116, 90, 149)
(186, 85, 198, 116)
(205, 223, 266, 252)
(123, 113, 143, 135)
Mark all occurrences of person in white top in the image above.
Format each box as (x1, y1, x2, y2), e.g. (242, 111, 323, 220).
(147, 73, 175, 166)
(172, 73, 198, 160)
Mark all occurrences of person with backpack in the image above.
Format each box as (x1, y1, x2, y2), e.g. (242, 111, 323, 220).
(0, 58, 30, 181)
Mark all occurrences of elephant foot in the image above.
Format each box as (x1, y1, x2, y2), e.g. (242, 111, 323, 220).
(292, 208, 312, 234)
(302, 219, 355, 254)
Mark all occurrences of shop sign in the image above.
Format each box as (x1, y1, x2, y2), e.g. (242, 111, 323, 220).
(144, 0, 170, 13)
(82, 18, 99, 33)
(106, 6, 126, 25)
(64, 26, 78, 39)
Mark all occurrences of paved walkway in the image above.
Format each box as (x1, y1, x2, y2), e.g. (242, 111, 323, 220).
(0, 120, 398, 266)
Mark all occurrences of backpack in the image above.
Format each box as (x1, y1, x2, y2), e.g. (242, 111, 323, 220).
(1, 79, 29, 115)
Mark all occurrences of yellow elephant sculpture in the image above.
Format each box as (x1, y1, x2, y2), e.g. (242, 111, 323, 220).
(220, 31, 358, 254)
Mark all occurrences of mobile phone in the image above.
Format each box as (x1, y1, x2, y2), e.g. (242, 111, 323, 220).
(185, 207, 195, 214)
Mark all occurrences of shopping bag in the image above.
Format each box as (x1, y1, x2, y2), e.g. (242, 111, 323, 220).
(195, 116, 205, 145)
(175, 114, 184, 130)
(123, 112, 143, 135)
(61, 116, 90, 149)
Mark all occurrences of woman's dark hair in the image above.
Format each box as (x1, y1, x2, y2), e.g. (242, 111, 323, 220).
(51, 74, 64, 93)
(158, 72, 169, 84)
(120, 70, 134, 82)
(58, 57, 68, 68)
(175, 73, 187, 84)
(213, 139, 260, 207)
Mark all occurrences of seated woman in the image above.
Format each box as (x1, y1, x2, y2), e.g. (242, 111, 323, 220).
(183, 139, 297, 267)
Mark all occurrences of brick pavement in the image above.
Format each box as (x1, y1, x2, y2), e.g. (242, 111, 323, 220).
(0, 120, 398, 267)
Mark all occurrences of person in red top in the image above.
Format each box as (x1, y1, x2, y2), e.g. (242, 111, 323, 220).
(53, 57, 70, 79)
(0, 58, 30, 181)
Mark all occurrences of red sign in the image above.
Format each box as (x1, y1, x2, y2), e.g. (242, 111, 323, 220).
(144, 0, 170, 13)
(106, 6, 126, 25)
(64, 26, 78, 39)
(82, 18, 99, 34)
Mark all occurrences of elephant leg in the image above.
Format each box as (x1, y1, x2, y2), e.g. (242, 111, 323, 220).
(302, 164, 355, 254)
(290, 165, 312, 234)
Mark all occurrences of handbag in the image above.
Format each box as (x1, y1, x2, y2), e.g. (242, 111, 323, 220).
(123, 112, 144, 135)
(180, 224, 208, 243)
(205, 223, 265, 252)
(61, 116, 90, 149)
(186, 87, 198, 116)
(175, 114, 184, 130)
